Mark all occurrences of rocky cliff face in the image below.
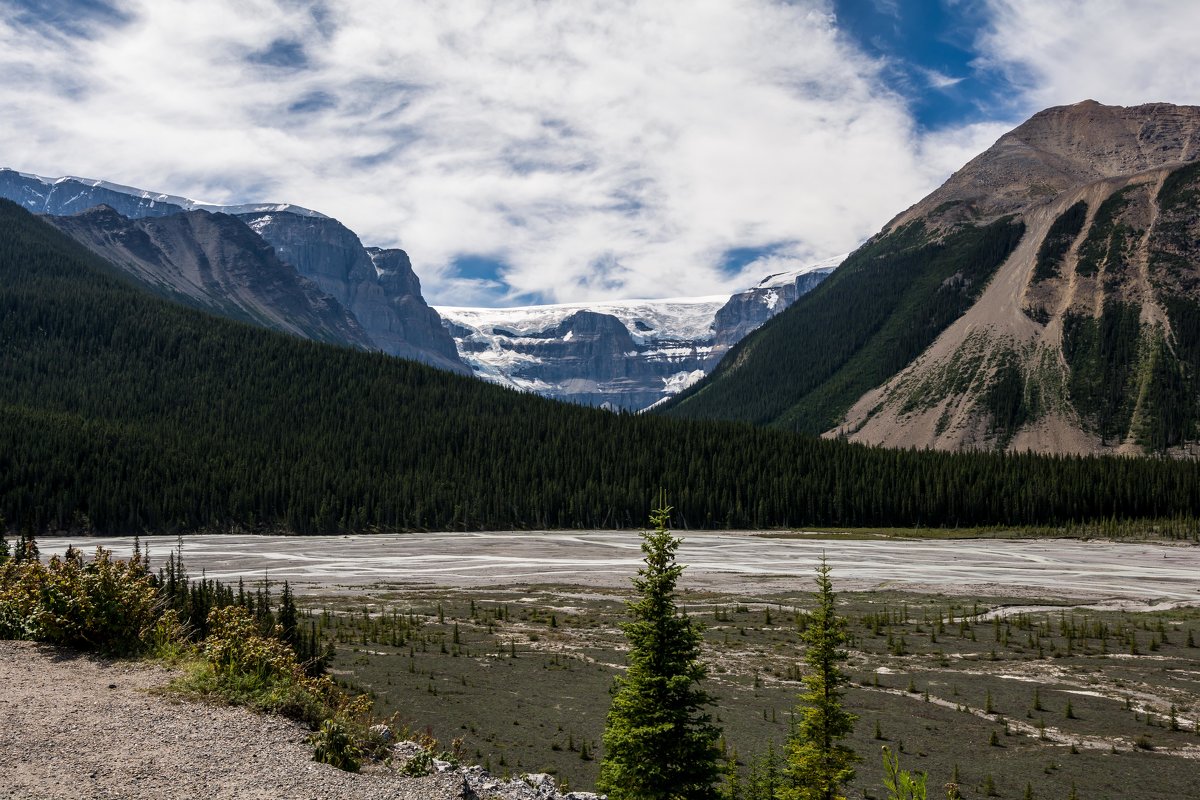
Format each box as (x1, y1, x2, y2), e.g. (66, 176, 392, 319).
(438, 259, 835, 411)
(48, 206, 372, 348)
(667, 101, 1200, 455)
(240, 212, 466, 373)
(0, 168, 466, 373)
(710, 257, 842, 353)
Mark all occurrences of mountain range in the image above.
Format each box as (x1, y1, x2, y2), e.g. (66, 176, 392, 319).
(4, 194, 1196, 536)
(6, 100, 1199, 451)
(437, 256, 840, 410)
(664, 101, 1200, 456)
(0, 169, 466, 373)
(0, 168, 840, 409)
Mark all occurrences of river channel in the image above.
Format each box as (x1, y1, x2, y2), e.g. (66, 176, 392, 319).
(35, 531, 1200, 604)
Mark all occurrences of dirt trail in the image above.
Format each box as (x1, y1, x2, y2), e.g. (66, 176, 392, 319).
(0, 641, 467, 800)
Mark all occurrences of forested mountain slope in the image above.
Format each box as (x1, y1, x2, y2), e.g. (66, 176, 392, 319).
(662, 102, 1200, 456)
(2, 199, 1199, 534)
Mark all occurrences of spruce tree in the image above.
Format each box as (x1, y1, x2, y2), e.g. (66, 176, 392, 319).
(598, 501, 721, 800)
(278, 581, 299, 649)
(781, 556, 857, 800)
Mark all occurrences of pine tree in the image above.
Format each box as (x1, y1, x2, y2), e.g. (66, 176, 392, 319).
(278, 581, 299, 648)
(598, 501, 721, 800)
(881, 746, 927, 800)
(745, 743, 781, 800)
(0, 520, 8, 563)
(781, 556, 857, 800)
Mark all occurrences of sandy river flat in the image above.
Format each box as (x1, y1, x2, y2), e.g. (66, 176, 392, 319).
(35, 531, 1200, 604)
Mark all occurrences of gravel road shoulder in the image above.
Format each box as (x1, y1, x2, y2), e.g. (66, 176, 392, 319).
(0, 640, 469, 800)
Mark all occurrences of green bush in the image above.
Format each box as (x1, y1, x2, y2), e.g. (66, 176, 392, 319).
(0, 546, 161, 655)
(190, 605, 371, 729)
(398, 747, 434, 777)
(310, 718, 361, 772)
(0, 542, 379, 771)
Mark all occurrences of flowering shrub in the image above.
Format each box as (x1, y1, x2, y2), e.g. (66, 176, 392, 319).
(198, 605, 371, 734)
(0, 547, 160, 654)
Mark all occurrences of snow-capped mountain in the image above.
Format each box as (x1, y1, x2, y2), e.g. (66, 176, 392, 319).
(713, 255, 845, 348)
(0, 166, 842, 400)
(0, 168, 466, 373)
(438, 296, 727, 409)
(437, 255, 843, 410)
(0, 168, 324, 220)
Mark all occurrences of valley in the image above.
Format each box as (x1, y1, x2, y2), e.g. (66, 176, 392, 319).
(2, 23, 1200, 797)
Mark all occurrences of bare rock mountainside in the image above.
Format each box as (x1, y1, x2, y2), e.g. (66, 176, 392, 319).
(49, 205, 374, 349)
(665, 101, 1200, 456)
(437, 257, 839, 411)
(238, 210, 465, 372)
(0, 169, 466, 373)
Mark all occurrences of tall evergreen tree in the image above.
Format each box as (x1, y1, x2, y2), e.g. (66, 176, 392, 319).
(599, 501, 722, 800)
(782, 557, 857, 800)
(278, 581, 299, 648)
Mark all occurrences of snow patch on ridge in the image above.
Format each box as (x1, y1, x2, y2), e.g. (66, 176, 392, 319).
(754, 253, 848, 289)
(20, 170, 327, 219)
(663, 369, 706, 394)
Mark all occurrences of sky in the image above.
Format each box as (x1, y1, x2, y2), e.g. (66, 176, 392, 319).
(3, 1, 1200, 306)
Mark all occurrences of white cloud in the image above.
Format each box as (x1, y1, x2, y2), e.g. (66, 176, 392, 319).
(0, 1, 1007, 305)
(977, 0, 1200, 114)
(919, 67, 965, 91)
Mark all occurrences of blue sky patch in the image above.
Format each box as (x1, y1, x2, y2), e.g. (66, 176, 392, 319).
(833, 0, 1012, 129)
(9, 0, 130, 38)
(247, 38, 310, 70)
(719, 243, 789, 274)
(452, 254, 509, 283)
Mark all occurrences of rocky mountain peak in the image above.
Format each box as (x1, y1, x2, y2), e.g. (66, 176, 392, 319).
(666, 101, 1200, 456)
(893, 101, 1200, 229)
(47, 206, 374, 349)
(240, 211, 466, 373)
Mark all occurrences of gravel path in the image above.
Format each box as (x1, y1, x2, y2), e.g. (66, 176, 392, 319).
(0, 641, 471, 800)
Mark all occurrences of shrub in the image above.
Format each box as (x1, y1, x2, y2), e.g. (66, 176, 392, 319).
(398, 747, 434, 777)
(0, 546, 160, 655)
(310, 718, 361, 772)
(193, 605, 371, 729)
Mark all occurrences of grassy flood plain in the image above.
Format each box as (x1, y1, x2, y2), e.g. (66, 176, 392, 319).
(295, 583, 1200, 799)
